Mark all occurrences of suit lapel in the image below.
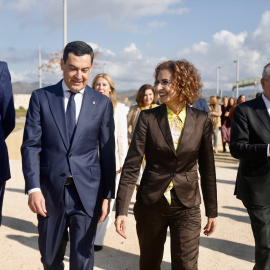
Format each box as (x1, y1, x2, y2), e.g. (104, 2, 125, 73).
(46, 80, 69, 150)
(255, 95, 270, 134)
(71, 85, 97, 144)
(156, 104, 177, 156)
(176, 105, 196, 155)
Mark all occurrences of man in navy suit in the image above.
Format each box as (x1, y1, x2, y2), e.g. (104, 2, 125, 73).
(21, 41, 115, 269)
(192, 97, 209, 113)
(0, 61, 15, 226)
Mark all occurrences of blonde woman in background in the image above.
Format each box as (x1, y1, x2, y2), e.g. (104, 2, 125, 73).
(208, 95, 222, 153)
(92, 73, 128, 251)
(127, 84, 157, 187)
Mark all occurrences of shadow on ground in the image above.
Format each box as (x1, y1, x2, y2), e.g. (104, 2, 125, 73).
(5, 188, 25, 194)
(218, 206, 250, 224)
(94, 246, 171, 270)
(6, 234, 69, 262)
(217, 179, 235, 185)
(214, 152, 239, 165)
(223, 206, 247, 213)
(218, 212, 250, 224)
(200, 237, 254, 263)
(2, 216, 37, 234)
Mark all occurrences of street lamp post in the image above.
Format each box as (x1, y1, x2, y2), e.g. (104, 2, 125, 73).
(216, 65, 220, 95)
(234, 56, 239, 99)
(38, 46, 42, 88)
(63, 0, 67, 48)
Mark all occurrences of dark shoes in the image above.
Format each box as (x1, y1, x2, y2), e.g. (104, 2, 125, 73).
(223, 143, 227, 152)
(94, 245, 103, 252)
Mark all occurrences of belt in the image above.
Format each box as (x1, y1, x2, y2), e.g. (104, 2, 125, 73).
(65, 176, 74, 185)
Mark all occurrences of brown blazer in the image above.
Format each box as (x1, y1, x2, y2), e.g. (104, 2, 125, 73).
(116, 104, 217, 218)
(127, 105, 141, 144)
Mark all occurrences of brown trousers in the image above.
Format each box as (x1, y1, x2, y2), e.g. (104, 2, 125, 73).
(133, 190, 201, 270)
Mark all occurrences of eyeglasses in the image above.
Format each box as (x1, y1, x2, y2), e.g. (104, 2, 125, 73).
(154, 80, 171, 87)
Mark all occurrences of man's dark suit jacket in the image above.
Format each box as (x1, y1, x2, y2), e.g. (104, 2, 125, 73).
(192, 97, 209, 113)
(116, 104, 217, 218)
(21, 80, 116, 218)
(0, 61, 15, 183)
(230, 95, 270, 206)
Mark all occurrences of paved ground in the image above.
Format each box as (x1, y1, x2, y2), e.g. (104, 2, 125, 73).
(0, 126, 255, 269)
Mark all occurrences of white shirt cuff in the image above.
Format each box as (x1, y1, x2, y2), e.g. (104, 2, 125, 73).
(267, 144, 270, 157)
(28, 188, 41, 195)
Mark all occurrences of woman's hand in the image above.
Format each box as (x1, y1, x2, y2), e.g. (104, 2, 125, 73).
(203, 217, 217, 236)
(115, 215, 127, 239)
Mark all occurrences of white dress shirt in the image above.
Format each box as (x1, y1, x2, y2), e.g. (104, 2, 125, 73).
(261, 93, 270, 157)
(28, 80, 85, 195)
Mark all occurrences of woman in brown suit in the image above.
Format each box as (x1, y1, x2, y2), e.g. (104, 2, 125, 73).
(115, 59, 217, 270)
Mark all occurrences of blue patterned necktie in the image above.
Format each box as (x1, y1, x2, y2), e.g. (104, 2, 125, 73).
(66, 91, 77, 143)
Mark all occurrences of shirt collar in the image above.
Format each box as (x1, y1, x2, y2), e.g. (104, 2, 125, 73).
(166, 105, 186, 123)
(262, 93, 270, 110)
(62, 79, 85, 95)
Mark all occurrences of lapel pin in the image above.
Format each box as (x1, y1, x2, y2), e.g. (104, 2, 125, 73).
(93, 101, 95, 104)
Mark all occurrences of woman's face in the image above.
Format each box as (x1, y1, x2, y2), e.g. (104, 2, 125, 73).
(143, 89, 154, 107)
(229, 98, 234, 106)
(94, 77, 111, 97)
(155, 69, 179, 108)
(239, 95, 246, 104)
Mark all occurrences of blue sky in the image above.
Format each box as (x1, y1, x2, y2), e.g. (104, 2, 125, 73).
(0, 0, 270, 93)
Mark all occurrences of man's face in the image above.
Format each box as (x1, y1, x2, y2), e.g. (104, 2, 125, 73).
(61, 52, 92, 93)
(261, 75, 270, 101)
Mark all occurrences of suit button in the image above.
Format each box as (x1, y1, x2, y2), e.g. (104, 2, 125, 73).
(60, 173, 66, 177)
(69, 154, 73, 158)
(170, 172, 175, 176)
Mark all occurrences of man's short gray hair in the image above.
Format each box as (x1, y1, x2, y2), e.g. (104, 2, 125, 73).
(262, 63, 270, 80)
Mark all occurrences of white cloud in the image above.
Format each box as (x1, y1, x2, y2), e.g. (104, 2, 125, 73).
(167, 7, 189, 15)
(175, 11, 270, 92)
(88, 42, 99, 51)
(10, 69, 37, 82)
(254, 10, 270, 37)
(192, 42, 209, 54)
(6, 5, 270, 95)
(6, 0, 186, 29)
(124, 43, 138, 53)
(7, 0, 37, 12)
(105, 50, 115, 57)
(213, 30, 247, 50)
(148, 21, 167, 29)
(124, 43, 142, 59)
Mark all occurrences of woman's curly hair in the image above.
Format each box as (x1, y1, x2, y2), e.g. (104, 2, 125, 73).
(154, 59, 203, 106)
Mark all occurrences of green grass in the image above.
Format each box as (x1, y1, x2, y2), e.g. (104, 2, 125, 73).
(16, 109, 27, 118)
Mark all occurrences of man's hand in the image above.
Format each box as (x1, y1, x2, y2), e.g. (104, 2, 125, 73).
(28, 191, 47, 217)
(98, 199, 111, 223)
(115, 215, 127, 239)
(203, 217, 217, 236)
